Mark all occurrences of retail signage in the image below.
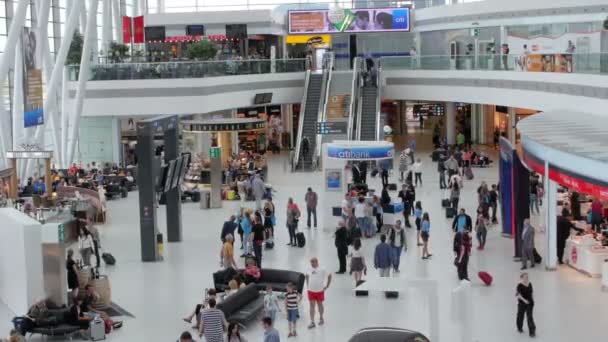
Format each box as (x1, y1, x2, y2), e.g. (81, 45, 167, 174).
(164, 34, 227, 43)
(327, 144, 393, 160)
(325, 168, 342, 191)
(326, 95, 349, 119)
(122, 16, 132, 43)
(22, 27, 43, 128)
(288, 7, 410, 34)
(286, 34, 331, 45)
(317, 121, 348, 135)
(522, 151, 608, 200)
(6, 150, 53, 159)
(133, 16, 144, 43)
(185, 121, 266, 132)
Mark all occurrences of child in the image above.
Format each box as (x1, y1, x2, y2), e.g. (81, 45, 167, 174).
(263, 285, 281, 322)
(414, 201, 423, 246)
(285, 282, 301, 337)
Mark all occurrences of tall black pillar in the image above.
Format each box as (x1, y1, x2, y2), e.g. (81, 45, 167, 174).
(164, 122, 182, 242)
(136, 123, 160, 262)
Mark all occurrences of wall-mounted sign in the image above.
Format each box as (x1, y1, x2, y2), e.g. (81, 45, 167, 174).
(413, 103, 445, 117)
(317, 121, 348, 135)
(327, 144, 393, 160)
(325, 168, 342, 191)
(184, 120, 266, 133)
(288, 7, 410, 34)
(286, 34, 331, 45)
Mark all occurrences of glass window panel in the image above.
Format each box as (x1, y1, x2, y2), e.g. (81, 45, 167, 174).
(60, 0, 67, 8)
(59, 8, 66, 23)
(0, 2, 5, 18)
(0, 35, 6, 52)
(0, 18, 5, 34)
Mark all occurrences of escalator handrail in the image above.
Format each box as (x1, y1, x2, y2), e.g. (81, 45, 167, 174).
(375, 64, 382, 141)
(347, 57, 361, 141)
(313, 53, 334, 167)
(293, 70, 311, 171)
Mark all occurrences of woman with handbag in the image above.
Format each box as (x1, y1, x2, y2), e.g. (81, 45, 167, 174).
(78, 228, 94, 266)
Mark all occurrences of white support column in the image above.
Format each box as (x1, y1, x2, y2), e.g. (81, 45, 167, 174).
(545, 161, 558, 270)
(12, 37, 24, 150)
(446, 102, 456, 145)
(79, 0, 87, 33)
(138, 0, 147, 16)
(0, 0, 29, 163)
(508, 107, 516, 145)
(67, 0, 100, 166)
(112, 0, 123, 44)
(111, 117, 121, 164)
(61, 67, 70, 169)
(102, 0, 113, 56)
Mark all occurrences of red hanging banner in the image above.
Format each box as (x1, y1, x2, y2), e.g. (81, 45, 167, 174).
(133, 16, 145, 43)
(122, 16, 132, 44)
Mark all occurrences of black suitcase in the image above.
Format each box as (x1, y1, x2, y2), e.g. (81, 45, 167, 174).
(102, 252, 116, 265)
(370, 169, 379, 177)
(191, 191, 201, 202)
(355, 280, 368, 297)
(533, 248, 542, 264)
(442, 199, 451, 208)
(388, 183, 397, 191)
(446, 207, 456, 218)
(385, 291, 399, 299)
(296, 232, 306, 248)
(265, 240, 274, 249)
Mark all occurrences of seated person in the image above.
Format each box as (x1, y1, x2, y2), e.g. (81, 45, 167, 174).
(25, 300, 53, 328)
(225, 280, 240, 297)
(243, 258, 261, 283)
(81, 285, 122, 329)
(178, 331, 194, 342)
(32, 179, 46, 195)
(125, 172, 134, 183)
(183, 289, 217, 329)
(68, 299, 94, 337)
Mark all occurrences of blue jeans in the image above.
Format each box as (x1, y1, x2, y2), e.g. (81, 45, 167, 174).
(243, 233, 251, 254)
(391, 246, 402, 271)
(357, 217, 367, 234)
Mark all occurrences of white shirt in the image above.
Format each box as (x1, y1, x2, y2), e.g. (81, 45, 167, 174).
(351, 249, 363, 258)
(393, 228, 403, 248)
(307, 267, 327, 292)
(354, 203, 366, 218)
(412, 162, 422, 173)
(79, 235, 93, 250)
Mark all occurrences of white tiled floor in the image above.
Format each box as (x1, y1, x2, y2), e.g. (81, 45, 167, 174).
(2, 130, 608, 342)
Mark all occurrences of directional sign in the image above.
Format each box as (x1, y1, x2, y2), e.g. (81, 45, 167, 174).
(317, 121, 348, 135)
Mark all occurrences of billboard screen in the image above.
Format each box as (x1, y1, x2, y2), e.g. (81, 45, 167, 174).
(288, 7, 410, 34)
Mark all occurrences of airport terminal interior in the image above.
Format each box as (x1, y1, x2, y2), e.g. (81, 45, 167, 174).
(1, 0, 608, 341)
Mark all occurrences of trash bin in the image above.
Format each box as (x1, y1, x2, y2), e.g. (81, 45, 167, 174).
(200, 190, 211, 209)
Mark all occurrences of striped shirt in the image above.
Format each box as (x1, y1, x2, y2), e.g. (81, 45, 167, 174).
(200, 308, 226, 342)
(285, 292, 299, 310)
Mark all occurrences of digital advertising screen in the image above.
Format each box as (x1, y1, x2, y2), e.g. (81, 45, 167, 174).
(288, 7, 410, 34)
(163, 160, 177, 193)
(170, 157, 183, 190)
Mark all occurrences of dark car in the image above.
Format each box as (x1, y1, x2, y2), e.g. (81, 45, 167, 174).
(348, 327, 430, 342)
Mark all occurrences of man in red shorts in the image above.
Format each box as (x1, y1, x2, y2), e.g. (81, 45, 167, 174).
(305, 257, 332, 329)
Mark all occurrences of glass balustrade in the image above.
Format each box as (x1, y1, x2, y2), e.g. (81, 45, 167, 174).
(380, 54, 608, 75)
(68, 59, 308, 81)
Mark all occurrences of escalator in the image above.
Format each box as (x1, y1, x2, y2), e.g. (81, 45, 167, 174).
(293, 72, 325, 171)
(358, 84, 379, 141)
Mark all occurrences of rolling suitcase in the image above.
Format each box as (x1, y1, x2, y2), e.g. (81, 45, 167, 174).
(296, 232, 306, 248)
(191, 191, 201, 202)
(446, 207, 456, 218)
(388, 183, 397, 191)
(442, 199, 451, 208)
(533, 248, 542, 264)
(478, 271, 493, 286)
(90, 317, 106, 341)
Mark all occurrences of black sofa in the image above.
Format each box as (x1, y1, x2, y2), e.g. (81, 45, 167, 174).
(213, 268, 305, 294)
(348, 327, 430, 342)
(27, 308, 80, 338)
(216, 283, 264, 327)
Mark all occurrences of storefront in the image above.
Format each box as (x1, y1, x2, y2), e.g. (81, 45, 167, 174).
(286, 34, 332, 69)
(518, 111, 608, 286)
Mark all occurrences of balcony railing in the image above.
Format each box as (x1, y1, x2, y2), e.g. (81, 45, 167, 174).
(68, 59, 308, 81)
(380, 54, 608, 75)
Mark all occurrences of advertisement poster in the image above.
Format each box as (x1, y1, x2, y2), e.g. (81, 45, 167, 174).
(325, 168, 342, 191)
(22, 27, 43, 128)
(326, 94, 349, 119)
(289, 7, 410, 34)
